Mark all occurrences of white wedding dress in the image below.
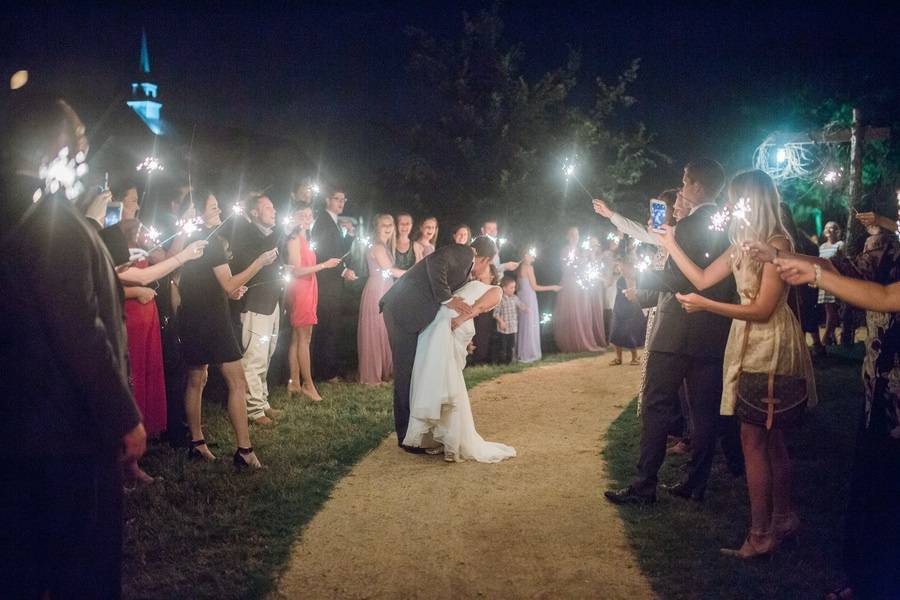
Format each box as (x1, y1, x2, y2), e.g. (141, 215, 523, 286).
(403, 280, 517, 463)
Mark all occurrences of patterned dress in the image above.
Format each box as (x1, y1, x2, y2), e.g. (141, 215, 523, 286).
(831, 231, 900, 596)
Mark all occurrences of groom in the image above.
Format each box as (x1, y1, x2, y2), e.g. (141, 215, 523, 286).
(380, 236, 497, 452)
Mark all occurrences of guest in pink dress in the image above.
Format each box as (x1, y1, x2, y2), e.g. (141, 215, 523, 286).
(554, 226, 604, 353)
(413, 216, 438, 259)
(358, 215, 405, 384)
(286, 203, 342, 401)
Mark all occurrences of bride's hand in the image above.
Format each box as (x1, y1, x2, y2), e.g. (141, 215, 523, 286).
(450, 316, 464, 330)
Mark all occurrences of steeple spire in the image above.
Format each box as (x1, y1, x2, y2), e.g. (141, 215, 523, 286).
(140, 29, 150, 74)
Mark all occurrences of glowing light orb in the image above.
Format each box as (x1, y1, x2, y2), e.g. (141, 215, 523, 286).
(10, 70, 28, 90)
(823, 170, 840, 184)
(776, 148, 788, 164)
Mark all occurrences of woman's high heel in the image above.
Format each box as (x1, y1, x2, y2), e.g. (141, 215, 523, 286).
(720, 529, 777, 559)
(772, 512, 801, 544)
(233, 447, 264, 470)
(188, 439, 216, 462)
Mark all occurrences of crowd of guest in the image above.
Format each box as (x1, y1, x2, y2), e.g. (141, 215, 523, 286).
(3, 91, 898, 599)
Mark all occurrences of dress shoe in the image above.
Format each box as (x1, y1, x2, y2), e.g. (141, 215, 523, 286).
(401, 445, 429, 454)
(604, 486, 656, 505)
(663, 482, 704, 502)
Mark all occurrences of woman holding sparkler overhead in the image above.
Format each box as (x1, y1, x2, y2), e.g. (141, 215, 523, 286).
(554, 226, 604, 353)
(358, 214, 405, 384)
(654, 169, 815, 559)
(286, 203, 341, 401)
(179, 191, 278, 469)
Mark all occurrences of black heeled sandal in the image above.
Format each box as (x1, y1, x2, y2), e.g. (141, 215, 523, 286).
(233, 447, 263, 469)
(188, 439, 215, 462)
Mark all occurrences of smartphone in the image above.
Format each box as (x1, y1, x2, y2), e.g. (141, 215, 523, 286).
(105, 201, 123, 227)
(650, 198, 667, 232)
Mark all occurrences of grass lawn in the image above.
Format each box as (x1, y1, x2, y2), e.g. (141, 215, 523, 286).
(603, 345, 864, 600)
(122, 352, 592, 599)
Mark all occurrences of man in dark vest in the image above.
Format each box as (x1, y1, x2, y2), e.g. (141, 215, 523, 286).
(230, 193, 284, 425)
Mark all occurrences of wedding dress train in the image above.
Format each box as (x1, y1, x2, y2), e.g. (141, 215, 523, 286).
(403, 280, 517, 463)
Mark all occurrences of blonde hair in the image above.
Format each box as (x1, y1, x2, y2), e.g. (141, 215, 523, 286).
(728, 169, 792, 266)
(373, 213, 397, 257)
(418, 216, 439, 246)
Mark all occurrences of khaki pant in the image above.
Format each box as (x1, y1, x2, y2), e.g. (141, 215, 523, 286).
(240, 306, 279, 420)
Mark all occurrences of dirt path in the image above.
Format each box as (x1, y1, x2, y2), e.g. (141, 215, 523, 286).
(274, 357, 654, 599)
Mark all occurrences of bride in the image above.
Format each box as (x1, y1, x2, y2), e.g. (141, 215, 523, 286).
(402, 265, 517, 463)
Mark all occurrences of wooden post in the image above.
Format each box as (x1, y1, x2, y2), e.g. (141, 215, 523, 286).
(845, 108, 866, 257)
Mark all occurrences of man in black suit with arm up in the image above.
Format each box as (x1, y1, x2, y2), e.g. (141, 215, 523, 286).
(380, 236, 497, 451)
(606, 159, 737, 504)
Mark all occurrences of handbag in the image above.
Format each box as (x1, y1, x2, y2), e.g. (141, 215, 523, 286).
(734, 321, 808, 430)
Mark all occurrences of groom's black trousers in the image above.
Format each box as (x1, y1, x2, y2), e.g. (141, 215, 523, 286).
(633, 350, 727, 496)
(382, 305, 418, 445)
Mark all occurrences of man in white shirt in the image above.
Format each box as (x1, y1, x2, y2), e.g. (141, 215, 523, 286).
(480, 220, 519, 275)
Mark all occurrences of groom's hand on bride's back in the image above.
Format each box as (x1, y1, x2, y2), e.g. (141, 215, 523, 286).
(447, 296, 474, 317)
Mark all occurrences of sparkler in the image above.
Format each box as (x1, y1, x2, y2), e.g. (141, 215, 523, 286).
(540, 312, 553, 325)
(205, 203, 245, 240)
(580, 239, 591, 251)
(136, 156, 164, 172)
(498, 237, 508, 247)
(708, 197, 752, 232)
(636, 254, 653, 272)
(561, 157, 595, 201)
(381, 268, 392, 279)
(527, 247, 537, 258)
(606, 232, 621, 244)
(246, 265, 293, 289)
(33, 146, 88, 203)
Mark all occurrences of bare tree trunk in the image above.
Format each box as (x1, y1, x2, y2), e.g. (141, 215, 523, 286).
(845, 107, 866, 258)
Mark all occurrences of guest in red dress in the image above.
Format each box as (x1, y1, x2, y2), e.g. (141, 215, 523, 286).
(286, 203, 342, 401)
(121, 219, 168, 439)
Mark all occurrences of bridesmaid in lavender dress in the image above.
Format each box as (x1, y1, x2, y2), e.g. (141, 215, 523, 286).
(554, 227, 604, 353)
(357, 215, 405, 385)
(516, 246, 561, 363)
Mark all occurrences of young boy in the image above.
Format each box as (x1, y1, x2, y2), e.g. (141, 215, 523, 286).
(492, 275, 528, 364)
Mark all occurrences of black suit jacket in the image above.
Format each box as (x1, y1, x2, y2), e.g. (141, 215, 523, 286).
(310, 212, 352, 300)
(379, 243, 474, 334)
(0, 181, 141, 457)
(638, 203, 736, 359)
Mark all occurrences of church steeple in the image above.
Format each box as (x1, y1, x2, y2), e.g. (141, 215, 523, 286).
(127, 29, 163, 135)
(140, 29, 151, 74)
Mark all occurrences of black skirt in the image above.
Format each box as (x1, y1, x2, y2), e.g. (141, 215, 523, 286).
(177, 231, 243, 366)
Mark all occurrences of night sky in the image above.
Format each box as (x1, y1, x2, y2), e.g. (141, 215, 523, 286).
(4, 1, 899, 198)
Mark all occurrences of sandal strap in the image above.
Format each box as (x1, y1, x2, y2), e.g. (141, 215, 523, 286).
(237, 447, 253, 455)
(190, 439, 207, 448)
